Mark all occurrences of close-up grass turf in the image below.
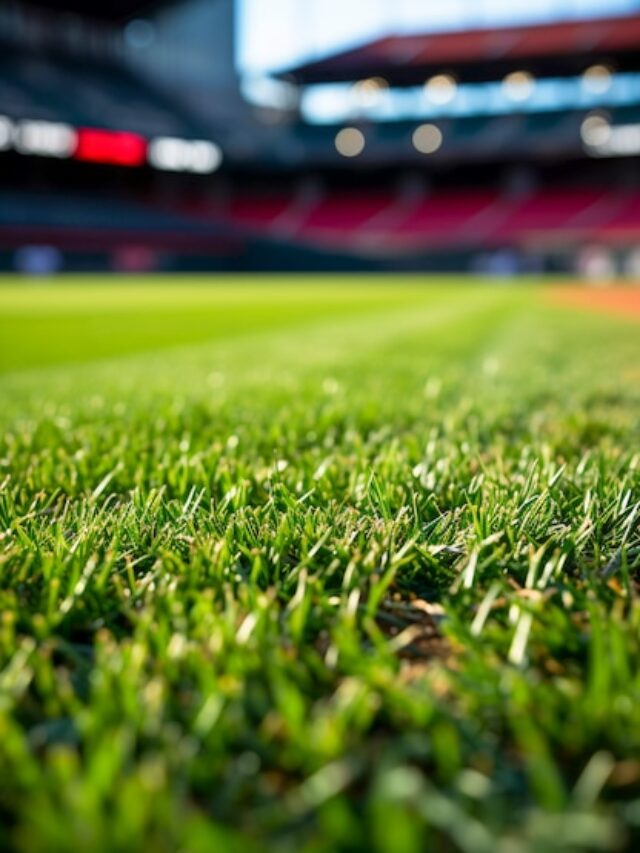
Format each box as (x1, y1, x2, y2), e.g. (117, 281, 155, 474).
(0, 276, 639, 852)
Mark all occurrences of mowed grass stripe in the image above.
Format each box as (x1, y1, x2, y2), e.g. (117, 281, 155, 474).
(0, 282, 519, 415)
(0, 276, 489, 374)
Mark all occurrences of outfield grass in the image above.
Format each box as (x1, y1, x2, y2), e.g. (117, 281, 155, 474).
(0, 276, 639, 852)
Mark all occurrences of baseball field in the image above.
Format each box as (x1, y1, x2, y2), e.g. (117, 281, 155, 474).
(0, 277, 639, 852)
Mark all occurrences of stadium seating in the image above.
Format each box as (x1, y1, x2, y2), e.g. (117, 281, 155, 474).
(6, 184, 639, 259)
(206, 187, 640, 254)
(228, 195, 293, 226)
(489, 190, 609, 243)
(0, 190, 229, 252)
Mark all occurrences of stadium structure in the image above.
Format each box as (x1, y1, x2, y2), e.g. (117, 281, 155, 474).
(1, 0, 640, 273)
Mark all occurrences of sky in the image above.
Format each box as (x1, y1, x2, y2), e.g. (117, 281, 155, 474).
(237, 0, 640, 75)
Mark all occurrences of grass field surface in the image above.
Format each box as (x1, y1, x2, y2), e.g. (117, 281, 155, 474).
(0, 276, 639, 852)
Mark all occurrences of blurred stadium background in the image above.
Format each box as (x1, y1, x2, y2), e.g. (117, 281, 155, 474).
(1, 0, 639, 277)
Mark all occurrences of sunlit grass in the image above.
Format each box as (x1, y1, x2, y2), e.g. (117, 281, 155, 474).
(0, 276, 639, 852)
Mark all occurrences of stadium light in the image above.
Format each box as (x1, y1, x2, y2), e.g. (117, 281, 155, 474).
(148, 138, 223, 173)
(14, 120, 77, 158)
(363, 77, 388, 91)
(412, 123, 443, 154)
(582, 64, 613, 95)
(0, 115, 13, 150)
(580, 114, 612, 147)
(351, 77, 388, 109)
(603, 124, 640, 156)
(502, 71, 536, 102)
(583, 119, 640, 157)
(424, 74, 457, 105)
(335, 127, 365, 157)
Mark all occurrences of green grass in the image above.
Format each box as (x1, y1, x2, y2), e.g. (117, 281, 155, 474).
(0, 275, 639, 853)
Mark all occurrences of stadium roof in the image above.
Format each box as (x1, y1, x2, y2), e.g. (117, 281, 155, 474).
(278, 14, 640, 86)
